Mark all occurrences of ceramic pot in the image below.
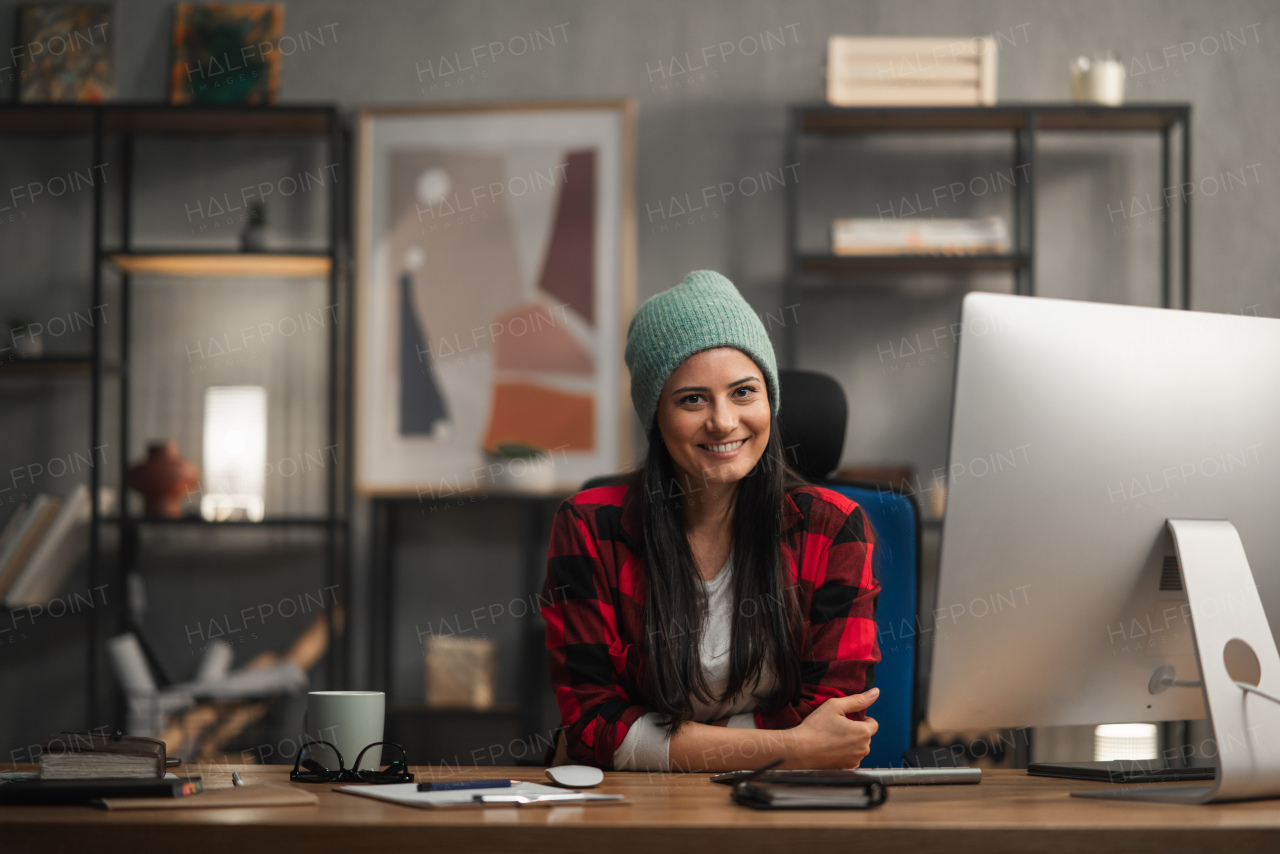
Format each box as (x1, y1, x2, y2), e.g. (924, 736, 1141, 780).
(126, 440, 200, 519)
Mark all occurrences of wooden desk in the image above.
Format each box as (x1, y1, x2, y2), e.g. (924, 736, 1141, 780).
(3, 764, 1279, 853)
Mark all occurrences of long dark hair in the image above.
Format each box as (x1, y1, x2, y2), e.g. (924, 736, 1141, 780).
(626, 410, 810, 731)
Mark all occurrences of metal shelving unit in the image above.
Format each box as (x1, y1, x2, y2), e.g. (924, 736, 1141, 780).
(783, 102, 1192, 366)
(0, 103, 350, 731)
(369, 492, 570, 764)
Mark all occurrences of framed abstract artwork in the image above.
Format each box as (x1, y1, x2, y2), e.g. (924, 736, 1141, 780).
(16, 4, 115, 102)
(355, 101, 636, 496)
(169, 2, 283, 104)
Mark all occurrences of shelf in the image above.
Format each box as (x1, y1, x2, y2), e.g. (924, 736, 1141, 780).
(103, 516, 344, 527)
(0, 355, 94, 374)
(795, 102, 1189, 134)
(799, 253, 1027, 275)
(0, 103, 336, 136)
(108, 253, 331, 278)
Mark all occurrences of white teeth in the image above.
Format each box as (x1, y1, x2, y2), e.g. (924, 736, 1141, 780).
(705, 440, 745, 453)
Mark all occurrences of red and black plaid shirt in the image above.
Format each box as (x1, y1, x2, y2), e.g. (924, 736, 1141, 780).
(541, 483, 880, 768)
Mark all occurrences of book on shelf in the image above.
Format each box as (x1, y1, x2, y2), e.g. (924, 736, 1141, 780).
(38, 731, 168, 780)
(831, 216, 1010, 256)
(825, 36, 997, 107)
(3, 485, 116, 608)
(0, 495, 62, 602)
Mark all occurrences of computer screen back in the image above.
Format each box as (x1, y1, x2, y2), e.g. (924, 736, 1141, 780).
(927, 293, 1280, 731)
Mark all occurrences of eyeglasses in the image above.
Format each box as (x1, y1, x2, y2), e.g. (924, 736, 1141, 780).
(289, 740, 414, 784)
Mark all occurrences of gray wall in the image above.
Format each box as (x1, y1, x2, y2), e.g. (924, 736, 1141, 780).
(1, 0, 1276, 764)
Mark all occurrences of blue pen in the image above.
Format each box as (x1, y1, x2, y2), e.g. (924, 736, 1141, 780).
(418, 779, 513, 792)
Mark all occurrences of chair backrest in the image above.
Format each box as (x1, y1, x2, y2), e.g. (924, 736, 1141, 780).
(777, 369, 920, 768)
(822, 480, 919, 769)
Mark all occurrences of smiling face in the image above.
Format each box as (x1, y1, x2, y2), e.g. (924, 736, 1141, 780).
(655, 347, 771, 492)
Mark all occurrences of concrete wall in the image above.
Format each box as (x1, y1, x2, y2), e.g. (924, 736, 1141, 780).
(1, 0, 1275, 766)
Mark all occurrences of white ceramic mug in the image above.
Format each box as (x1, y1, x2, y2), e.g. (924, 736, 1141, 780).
(1070, 56, 1126, 105)
(301, 691, 386, 772)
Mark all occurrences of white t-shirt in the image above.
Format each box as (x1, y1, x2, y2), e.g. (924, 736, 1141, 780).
(613, 554, 779, 771)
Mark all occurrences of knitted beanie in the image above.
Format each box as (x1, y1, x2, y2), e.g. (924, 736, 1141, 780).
(624, 270, 779, 430)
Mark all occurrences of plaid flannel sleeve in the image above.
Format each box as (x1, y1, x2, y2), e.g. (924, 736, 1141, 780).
(755, 499, 882, 730)
(542, 500, 649, 769)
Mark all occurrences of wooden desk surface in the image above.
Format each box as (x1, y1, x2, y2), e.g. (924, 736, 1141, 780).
(3, 764, 1279, 853)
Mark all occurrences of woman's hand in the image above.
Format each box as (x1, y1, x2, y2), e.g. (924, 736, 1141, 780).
(789, 687, 880, 768)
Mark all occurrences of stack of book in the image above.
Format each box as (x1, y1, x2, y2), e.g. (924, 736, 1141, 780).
(831, 217, 1010, 256)
(0, 732, 203, 805)
(0, 485, 113, 607)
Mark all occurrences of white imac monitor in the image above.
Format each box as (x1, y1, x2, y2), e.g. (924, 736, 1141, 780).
(926, 293, 1280, 801)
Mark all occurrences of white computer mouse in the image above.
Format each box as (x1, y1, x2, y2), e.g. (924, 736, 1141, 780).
(545, 764, 604, 788)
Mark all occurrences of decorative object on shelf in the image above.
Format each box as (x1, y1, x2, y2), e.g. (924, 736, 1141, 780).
(200, 386, 267, 522)
(831, 217, 1010, 256)
(239, 201, 267, 251)
(16, 3, 115, 103)
(7, 317, 43, 358)
(424, 636, 494, 709)
(1070, 52, 1126, 105)
(169, 2, 283, 105)
(355, 101, 636, 495)
(485, 442, 558, 492)
(126, 440, 200, 519)
(826, 36, 996, 106)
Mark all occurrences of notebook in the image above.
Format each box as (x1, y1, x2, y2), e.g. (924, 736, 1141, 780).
(99, 783, 318, 810)
(732, 779, 887, 810)
(38, 731, 166, 779)
(0, 775, 201, 805)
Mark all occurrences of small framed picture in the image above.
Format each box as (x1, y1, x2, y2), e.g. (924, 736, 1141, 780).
(16, 4, 116, 102)
(170, 2, 283, 104)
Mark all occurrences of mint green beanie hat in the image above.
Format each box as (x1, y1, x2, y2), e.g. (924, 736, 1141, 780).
(624, 270, 779, 431)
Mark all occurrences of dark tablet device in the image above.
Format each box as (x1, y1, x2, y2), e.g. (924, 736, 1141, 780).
(1027, 760, 1215, 784)
(711, 769, 880, 786)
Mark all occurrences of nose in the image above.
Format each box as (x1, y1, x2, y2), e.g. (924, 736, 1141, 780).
(706, 397, 739, 434)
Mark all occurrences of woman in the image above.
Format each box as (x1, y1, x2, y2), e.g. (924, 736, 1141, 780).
(542, 270, 881, 772)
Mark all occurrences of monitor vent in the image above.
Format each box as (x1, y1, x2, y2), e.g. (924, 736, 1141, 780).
(1160, 555, 1183, 591)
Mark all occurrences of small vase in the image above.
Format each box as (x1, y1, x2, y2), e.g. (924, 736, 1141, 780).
(126, 441, 200, 519)
(13, 333, 42, 359)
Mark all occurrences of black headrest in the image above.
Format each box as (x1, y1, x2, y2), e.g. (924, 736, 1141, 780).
(777, 370, 847, 482)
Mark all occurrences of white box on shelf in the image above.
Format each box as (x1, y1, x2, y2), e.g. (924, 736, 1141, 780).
(826, 36, 997, 106)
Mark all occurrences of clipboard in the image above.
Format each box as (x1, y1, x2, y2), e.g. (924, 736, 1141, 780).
(335, 781, 625, 808)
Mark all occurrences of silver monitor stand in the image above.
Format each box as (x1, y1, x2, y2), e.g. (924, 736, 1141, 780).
(1073, 519, 1280, 803)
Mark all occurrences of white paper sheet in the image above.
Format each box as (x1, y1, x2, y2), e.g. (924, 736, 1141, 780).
(335, 781, 621, 808)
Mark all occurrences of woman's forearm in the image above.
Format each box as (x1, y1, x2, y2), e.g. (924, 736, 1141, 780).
(667, 721, 810, 772)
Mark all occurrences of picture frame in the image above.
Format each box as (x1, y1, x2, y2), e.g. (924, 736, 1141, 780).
(169, 2, 284, 104)
(16, 3, 116, 103)
(355, 100, 636, 497)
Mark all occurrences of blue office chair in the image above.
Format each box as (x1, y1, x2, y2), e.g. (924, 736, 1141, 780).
(776, 369, 920, 769)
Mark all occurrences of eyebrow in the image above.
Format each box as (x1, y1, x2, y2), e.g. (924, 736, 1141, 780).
(670, 376, 759, 396)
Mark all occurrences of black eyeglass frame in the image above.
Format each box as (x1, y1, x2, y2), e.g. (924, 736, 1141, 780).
(289, 739, 415, 784)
